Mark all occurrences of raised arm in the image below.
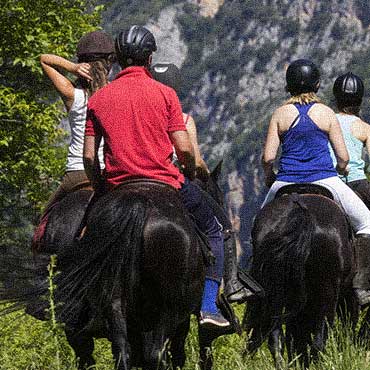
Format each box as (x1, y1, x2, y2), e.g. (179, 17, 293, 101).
(40, 54, 92, 111)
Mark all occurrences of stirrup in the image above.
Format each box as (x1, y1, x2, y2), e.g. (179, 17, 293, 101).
(224, 279, 254, 304)
(225, 269, 265, 304)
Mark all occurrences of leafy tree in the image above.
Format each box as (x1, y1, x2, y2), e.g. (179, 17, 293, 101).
(0, 0, 103, 242)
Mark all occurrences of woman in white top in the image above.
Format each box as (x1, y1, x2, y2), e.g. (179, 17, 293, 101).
(40, 30, 115, 212)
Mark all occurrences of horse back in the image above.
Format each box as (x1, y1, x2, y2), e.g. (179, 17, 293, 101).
(73, 182, 205, 317)
(251, 194, 353, 312)
(301, 195, 354, 283)
(43, 189, 92, 254)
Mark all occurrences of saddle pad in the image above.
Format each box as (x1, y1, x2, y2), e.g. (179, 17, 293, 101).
(275, 183, 334, 200)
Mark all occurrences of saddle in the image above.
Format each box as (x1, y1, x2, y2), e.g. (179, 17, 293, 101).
(275, 183, 334, 200)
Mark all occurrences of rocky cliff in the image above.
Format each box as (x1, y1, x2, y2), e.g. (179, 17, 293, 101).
(103, 0, 370, 265)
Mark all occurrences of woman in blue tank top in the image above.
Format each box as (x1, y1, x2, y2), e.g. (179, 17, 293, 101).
(261, 59, 370, 306)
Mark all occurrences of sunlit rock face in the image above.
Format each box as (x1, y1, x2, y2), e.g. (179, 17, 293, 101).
(189, 0, 225, 17)
(147, 6, 188, 67)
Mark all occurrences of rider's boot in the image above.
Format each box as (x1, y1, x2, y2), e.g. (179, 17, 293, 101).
(199, 278, 231, 329)
(198, 225, 231, 331)
(223, 231, 263, 303)
(353, 234, 370, 306)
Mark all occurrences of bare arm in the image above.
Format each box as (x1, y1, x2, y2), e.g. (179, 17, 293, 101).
(40, 54, 92, 111)
(185, 114, 210, 182)
(327, 112, 349, 175)
(169, 130, 196, 180)
(364, 126, 370, 157)
(83, 135, 104, 192)
(262, 111, 280, 187)
(353, 119, 370, 157)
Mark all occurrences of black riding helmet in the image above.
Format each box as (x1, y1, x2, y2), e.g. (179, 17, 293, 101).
(333, 72, 364, 106)
(150, 63, 182, 93)
(286, 59, 320, 95)
(115, 25, 157, 67)
(76, 30, 115, 62)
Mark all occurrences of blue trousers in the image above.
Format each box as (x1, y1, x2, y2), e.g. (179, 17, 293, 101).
(179, 178, 224, 282)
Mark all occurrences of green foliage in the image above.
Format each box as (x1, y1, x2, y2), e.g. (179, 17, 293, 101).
(0, 0, 102, 76)
(0, 87, 67, 207)
(1, 0, 103, 243)
(1, 304, 370, 369)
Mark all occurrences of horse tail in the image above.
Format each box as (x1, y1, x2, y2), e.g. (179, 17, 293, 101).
(0, 245, 50, 317)
(252, 195, 314, 320)
(56, 191, 147, 324)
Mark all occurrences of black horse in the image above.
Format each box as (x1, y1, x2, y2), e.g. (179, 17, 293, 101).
(243, 186, 357, 369)
(0, 165, 238, 369)
(40, 181, 206, 369)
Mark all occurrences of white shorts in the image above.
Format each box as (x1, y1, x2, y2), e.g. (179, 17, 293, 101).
(261, 176, 370, 235)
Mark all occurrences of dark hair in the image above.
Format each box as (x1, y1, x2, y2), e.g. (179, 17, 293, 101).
(76, 55, 115, 97)
(336, 103, 361, 117)
(150, 63, 182, 93)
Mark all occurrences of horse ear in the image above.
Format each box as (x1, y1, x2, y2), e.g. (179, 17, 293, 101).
(211, 160, 223, 182)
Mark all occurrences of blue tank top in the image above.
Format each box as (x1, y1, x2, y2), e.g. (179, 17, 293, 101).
(276, 103, 337, 182)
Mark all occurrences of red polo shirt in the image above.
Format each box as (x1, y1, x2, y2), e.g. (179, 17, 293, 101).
(85, 66, 186, 189)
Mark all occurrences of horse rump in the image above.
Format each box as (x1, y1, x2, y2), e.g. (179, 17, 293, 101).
(244, 194, 353, 367)
(53, 182, 205, 369)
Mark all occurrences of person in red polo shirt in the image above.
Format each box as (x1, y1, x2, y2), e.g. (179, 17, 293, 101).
(83, 25, 230, 329)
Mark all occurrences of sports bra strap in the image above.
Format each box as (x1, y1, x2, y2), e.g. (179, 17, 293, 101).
(294, 102, 315, 115)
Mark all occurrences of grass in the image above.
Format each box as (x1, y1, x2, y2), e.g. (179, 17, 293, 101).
(1, 305, 370, 369)
(0, 257, 370, 369)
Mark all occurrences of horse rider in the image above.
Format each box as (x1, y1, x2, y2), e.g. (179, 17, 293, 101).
(32, 30, 115, 251)
(150, 62, 255, 304)
(261, 59, 370, 306)
(83, 25, 234, 329)
(331, 72, 370, 207)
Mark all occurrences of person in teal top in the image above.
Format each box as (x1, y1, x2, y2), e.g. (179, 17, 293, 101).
(331, 72, 370, 208)
(331, 71, 370, 306)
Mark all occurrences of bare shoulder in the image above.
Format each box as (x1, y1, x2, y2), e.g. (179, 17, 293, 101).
(355, 118, 370, 129)
(273, 104, 297, 117)
(311, 103, 335, 116)
(353, 118, 370, 139)
(309, 103, 337, 125)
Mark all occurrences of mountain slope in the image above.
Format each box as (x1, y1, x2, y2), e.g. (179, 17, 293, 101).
(102, 0, 370, 264)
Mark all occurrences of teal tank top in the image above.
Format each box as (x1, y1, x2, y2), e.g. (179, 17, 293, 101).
(330, 114, 366, 183)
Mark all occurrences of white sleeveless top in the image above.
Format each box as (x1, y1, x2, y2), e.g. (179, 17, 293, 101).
(66, 88, 104, 171)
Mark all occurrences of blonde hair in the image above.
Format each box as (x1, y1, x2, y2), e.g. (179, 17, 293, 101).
(285, 92, 322, 105)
